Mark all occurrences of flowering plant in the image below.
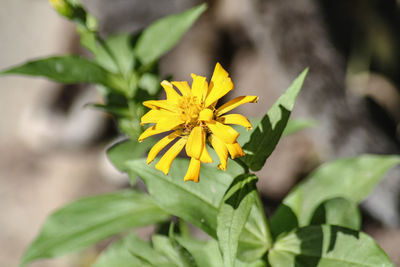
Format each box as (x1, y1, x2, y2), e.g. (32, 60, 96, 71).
(2, 1, 399, 267)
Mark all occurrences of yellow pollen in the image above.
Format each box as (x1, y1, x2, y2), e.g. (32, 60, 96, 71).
(179, 96, 203, 125)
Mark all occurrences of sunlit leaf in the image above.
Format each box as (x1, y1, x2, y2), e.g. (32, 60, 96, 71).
(217, 174, 258, 267)
(124, 158, 271, 258)
(1, 56, 126, 93)
(107, 138, 155, 172)
(20, 190, 169, 266)
(93, 234, 151, 267)
(310, 197, 361, 230)
(269, 225, 394, 267)
(125, 158, 240, 237)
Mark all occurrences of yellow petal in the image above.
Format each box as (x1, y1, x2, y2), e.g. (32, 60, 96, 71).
(205, 63, 234, 107)
(227, 142, 245, 159)
(161, 80, 181, 104)
(143, 100, 176, 112)
(211, 62, 229, 83)
(206, 121, 239, 144)
(155, 117, 184, 131)
(219, 114, 252, 130)
(138, 126, 166, 142)
(216, 96, 259, 116)
(190, 74, 208, 101)
(184, 158, 201, 182)
(200, 144, 213, 163)
(172, 81, 191, 96)
(185, 126, 205, 159)
(155, 137, 187, 175)
(198, 108, 214, 122)
(209, 135, 228, 170)
(141, 109, 172, 125)
(147, 131, 181, 164)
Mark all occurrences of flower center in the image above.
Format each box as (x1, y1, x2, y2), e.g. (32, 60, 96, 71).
(179, 96, 203, 128)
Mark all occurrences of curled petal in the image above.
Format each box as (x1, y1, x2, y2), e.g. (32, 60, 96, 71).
(219, 114, 252, 130)
(205, 63, 233, 107)
(227, 142, 245, 159)
(200, 144, 213, 163)
(138, 126, 166, 142)
(206, 121, 239, 144)
(172, 81, 191, 96)
(209, 135, 228, 170)
(198, 108, 214, 122)
(190, 74, 208, 101)
(216, 96, 259, 116)
(184, 158, 201, 182)
(161, 80, 181, 104)
(155, 137, 187, 175)
(185, 126, 205, 159)
(147, 131, 181, 164)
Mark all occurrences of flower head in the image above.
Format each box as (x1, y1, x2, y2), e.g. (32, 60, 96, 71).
(139, 63, 258, 182)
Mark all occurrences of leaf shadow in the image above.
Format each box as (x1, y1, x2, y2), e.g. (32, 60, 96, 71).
(294, 225, 360, 267)
(224, 174, 258, 209)
(327, 225, 359, 252)
(243, 104, 291, 172)
(295, 226, 323, 267)
(270, 204, 299, 239)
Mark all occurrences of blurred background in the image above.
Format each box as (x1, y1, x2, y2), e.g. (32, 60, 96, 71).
(1, 0, 400, 266)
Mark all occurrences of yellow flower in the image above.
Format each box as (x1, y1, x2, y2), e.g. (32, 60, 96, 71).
(139, 63, 258, 182)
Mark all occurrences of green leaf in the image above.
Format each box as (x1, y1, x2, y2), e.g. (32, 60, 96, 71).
(127, 234, 175, 267)
(175, 237, 223, 267)
(310, 197, 361, 230)
(217, 174, 258, 267)
(243, 69, 308, 171)
(152, 235, 194, 267)
(168, 223, 197, 267)
(93, 234, 151, 267)
(139, 73, 161, 96)
(125, 158, 272, 261)
(20, 190, 169, 266)
(135, 3, 207, 65)
(176, 236, 266, 267)
(93, 34, 136, 79)
(270, 154, 400, 238)
(125, 158, 241, 237)
(1, 56, 126, 93)
(107, 138, 156, 172)
(237, 194, 272, 262)
(268, 225, 394, 267)
(98, 233, 179, 267)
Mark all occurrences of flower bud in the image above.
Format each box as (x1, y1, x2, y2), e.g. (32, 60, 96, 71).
(48, 0, 74, 18)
